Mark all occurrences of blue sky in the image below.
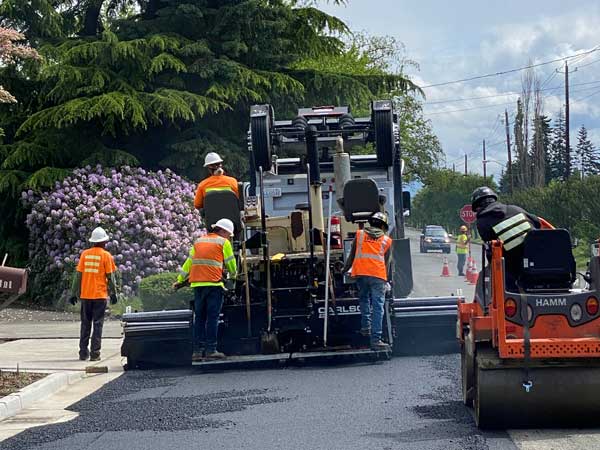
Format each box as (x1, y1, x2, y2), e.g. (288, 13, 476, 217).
(319, 0, 600, 181)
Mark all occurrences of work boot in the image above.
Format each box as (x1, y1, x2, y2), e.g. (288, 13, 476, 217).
(79, 353, 89, 361)
(192, 351, 204, 362)
(370, 340, 391, 352)
(359, 327, 371, 337)
(205, 351, 226, 360)
(89, 353, 101, 362)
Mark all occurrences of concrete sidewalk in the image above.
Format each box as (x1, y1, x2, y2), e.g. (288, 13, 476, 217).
(0, 319, 125, 440)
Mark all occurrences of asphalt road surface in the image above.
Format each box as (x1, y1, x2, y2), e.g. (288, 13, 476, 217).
(0, 230, 596, 450)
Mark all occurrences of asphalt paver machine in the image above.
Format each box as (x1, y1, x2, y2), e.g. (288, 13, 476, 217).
(192, 100, 458, 369)
(458, 226, 600, 428)
(122, 101, 459, 370)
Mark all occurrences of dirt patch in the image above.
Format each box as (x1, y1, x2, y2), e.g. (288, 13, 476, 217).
(0, 371, 46, 397)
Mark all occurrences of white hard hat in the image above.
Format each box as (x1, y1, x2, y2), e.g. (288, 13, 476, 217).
(212, 218, 234, 236)
(89, 227, 109, 243)
(204, 152, 224, 167)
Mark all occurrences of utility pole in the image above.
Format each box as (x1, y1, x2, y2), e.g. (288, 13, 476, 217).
(504, 109, 513, 193)
(482, 139, 487, 179)
(565, 61, 571, 178)
(452, 163, 455, 173)
(464, 153, 467, 176)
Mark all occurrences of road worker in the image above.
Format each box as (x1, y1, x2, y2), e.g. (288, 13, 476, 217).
(343, 212, 392, 351)
(456, 225, 469, 276)
(194, 152, 239, 211)
(174, 218, 237, 360)
(472, 186, 540, 289)
(69, 227, 119, 361)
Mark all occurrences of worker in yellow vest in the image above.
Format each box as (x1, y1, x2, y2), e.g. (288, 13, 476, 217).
(456, 225, 469, 276)
(343, 212, 392, 351)
(174, 218, 237, 360)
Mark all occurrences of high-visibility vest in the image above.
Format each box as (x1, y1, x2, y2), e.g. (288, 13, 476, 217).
(189, 234, 227, 283)
(194, 175, 239, 209)
(351, 229, 392, 281)
(492, 212, 533, 251)
(456, 234, 469, 254)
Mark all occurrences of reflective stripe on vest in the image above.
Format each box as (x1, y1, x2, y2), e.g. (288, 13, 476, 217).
(189, 234, 226, 283)
(351, 230, 392, 280)
(492, 213, 533, 251)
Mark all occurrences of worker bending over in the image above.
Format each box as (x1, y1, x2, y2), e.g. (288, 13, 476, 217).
(69, 227, 119, 361)
(174, 218, 237, 360)
(194, 152, 239, 210)
(472, 186, 540, 289)
(343, 212, 392, 351)
(456, 225, 469, 276)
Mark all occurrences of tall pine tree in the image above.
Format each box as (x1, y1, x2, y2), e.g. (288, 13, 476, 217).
(548, 110, 569, 181)
(576, 125, 600, 177)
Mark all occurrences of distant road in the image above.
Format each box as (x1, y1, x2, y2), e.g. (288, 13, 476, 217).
(405, 227, 482, 300)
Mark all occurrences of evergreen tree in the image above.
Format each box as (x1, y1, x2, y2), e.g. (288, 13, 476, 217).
(548, 110, 568, 181)
(530, 114, 551, 186)
(576, 125, 600, 177)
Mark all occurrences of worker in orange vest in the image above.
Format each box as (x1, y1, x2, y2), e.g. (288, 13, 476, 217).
(69, 227, 118, 361)
(174, 218, 237, 360)
(343, 212, 392, 351)
(194, 152, 239, 211)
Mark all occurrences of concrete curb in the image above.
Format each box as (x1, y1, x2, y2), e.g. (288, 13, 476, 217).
(0, 371, 83, 421)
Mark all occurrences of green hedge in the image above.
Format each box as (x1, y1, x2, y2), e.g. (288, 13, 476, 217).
(139, 272, 193, 311)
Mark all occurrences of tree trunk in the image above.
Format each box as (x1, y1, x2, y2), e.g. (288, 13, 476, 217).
(81, 0, 105, 37)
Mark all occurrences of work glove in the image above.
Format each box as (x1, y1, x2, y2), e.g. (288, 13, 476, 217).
(69, 296, 78, 306)
(224, 278, 236, 291)
(384, 282, 392, 293)
(110, 293, 118, 305)
(173, 279, 189, 291)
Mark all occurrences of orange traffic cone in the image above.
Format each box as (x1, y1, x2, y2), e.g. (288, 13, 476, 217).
(465, 257, 473, 282)
(441, 257, 451, 277)
(469, 259, 479, 285)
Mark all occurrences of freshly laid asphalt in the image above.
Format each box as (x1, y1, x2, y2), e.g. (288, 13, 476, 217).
(0, 355, 519, 450)
(0, 228, 515, 450)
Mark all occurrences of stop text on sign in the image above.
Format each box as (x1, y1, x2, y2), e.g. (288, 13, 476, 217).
(460, 205, 476, 224)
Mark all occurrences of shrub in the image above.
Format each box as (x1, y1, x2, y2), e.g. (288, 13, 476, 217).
(23, 165, 203, 303)
(139, 272, 192, 311)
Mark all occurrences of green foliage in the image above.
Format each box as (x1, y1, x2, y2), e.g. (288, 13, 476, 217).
(0, 0, 444, 265)
(395, 95, 442, 182)
(503, 176, 600, 242)
(139, 272, 192, 311)
(409, 170, 494, 232)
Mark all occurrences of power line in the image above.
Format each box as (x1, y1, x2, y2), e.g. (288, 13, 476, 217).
(575, 57, 600, 69)
(424, 80, 600, 105)
(420, 46, 600, 89)
(424, 84, 600, 115)
(577, 88, 600, 101)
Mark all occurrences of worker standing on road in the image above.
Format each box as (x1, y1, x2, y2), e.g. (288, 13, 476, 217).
(343, 212, 392, 351)
(456, 225, 469, 276)
(69, 227, 119, 361)
(174, 218, 237, 360)
(472, 187, 541, 289)
(194, 152, 239, 211)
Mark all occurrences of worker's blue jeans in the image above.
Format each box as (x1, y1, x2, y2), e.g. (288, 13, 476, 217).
(193, 286, 224, 353)
(356, 276, 386, 343)
(457, 253, 467, 276)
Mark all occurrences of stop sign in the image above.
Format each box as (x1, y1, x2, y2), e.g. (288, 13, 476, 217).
(460, 204, 476, 224)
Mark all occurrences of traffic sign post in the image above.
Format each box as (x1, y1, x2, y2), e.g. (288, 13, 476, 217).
(459, 204, 476, 257)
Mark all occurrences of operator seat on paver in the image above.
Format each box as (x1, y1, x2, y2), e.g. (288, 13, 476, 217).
(338, 179, 385, 223)
(204, 190, 243, 236)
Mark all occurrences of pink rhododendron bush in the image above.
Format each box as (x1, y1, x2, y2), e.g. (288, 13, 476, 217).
(23, 165, 202, 303)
